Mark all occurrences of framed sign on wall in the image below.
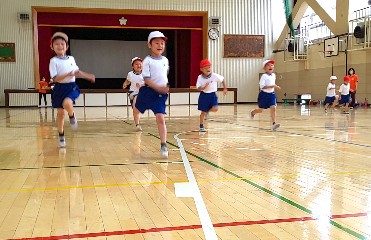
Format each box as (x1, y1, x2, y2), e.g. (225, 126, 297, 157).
(0, 43, 16, 62)
(224, 35, 264, 58)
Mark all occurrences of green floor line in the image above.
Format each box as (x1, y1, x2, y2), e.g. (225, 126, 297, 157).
(148, 133, 368, 239)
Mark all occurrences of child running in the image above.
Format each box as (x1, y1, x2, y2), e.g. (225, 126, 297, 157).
(123, 57, 144, 131)
(324, 76, 338, 113)
(135, 31, 170, 158)
(338, 76, 351, 114)
(49, 32, 95, 147)
(250, 59, 281, 131)
(196, 59, 227, 132)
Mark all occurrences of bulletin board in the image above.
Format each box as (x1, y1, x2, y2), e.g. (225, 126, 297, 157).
(0, 43, 16, 62)
(224, 35, 264, 58)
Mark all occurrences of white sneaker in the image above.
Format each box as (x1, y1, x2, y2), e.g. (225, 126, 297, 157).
(136, 124, 142, 131)
(250, 110, 255, 120)
(161, 145, 168, 158)
(69, 112, 78, 129)
(59, 135, 66, 148)
(199, 126, 206, 132)
(272, 123, 280, 131)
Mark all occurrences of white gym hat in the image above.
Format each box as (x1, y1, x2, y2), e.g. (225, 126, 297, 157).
(148, 31, 168, 43)
(263, 59, 275, 68)
(131, 57, 143, 65)
(51, 32, 68, 42)
(330, 76, 337, 80)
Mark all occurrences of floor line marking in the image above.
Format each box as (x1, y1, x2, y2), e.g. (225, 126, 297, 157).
(0, 160, 189, 171)
(2, 168, 370, 193)
(6, 212, 368, 240)
(172, 131, 218, 240)
(150, 134, 368, 240)
(211, 119, 371, 149)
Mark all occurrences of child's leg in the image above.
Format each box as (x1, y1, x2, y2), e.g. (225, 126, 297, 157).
(133, 96, 141, 126)
(209, 106, 218, 112)
(270, 105, 277, 124)
(251, 108, 263, 116)
(62, 98, 74, 117)
(324, 103, 329, 110)
(331, 100, 337, 108)
(200, 111, 207, 126)
(344, 103, 349, 112)
(156, 113, 167, 144)
(57, 108, 65, 134)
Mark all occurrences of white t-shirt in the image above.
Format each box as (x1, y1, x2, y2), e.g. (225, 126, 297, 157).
(126, 71, 144, 93)
(196, 73, 224, 93)
(259, 73, 276, 93)
(339, 83, 350, 95)
(142, 55, 169, 87)
(49, 56, 79, 83)
(326, 83, 336, 97)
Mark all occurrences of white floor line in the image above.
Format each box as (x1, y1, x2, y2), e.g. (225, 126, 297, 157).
(174, 132, 218, 240)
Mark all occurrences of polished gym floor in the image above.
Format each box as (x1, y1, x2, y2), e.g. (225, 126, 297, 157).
(0, 104, 370, 240)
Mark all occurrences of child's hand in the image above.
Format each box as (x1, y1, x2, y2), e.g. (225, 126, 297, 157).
(223, 88, 228, 95)
(204, 82, 210, 88)
(90, 75, 95, 83)
(157, 85, 169, 94)
(136, 83, 142, 88)
(275, 85, 281, 90)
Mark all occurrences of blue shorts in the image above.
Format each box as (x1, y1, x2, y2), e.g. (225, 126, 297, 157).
(258, 91, 276, 109)
(135, 86, 168, 114)
(52, 82, 80, 108)
(198, 92, 218, 112)
(324, 96, 336, 104)
(339, 94, 350, 105)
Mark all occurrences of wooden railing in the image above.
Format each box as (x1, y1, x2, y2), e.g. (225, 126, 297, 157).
(4, 88, 237, 107)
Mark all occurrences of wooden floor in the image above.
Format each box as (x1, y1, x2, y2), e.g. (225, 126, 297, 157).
(0, 104, 371, 240)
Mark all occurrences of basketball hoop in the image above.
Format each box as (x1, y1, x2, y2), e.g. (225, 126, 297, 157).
(318, 50, 334, 59)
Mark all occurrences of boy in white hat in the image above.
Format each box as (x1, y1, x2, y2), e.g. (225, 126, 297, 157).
(135, 31, 170, 158)
(324, 76, 338, 113)
(250, 59, 281, 131)
(123, 57, 144, 131)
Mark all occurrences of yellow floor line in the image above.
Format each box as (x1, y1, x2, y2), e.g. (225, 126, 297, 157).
(0, 170, 370, 193)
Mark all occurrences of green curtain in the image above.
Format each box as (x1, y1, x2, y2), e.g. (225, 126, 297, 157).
(284, 0, 295, 37)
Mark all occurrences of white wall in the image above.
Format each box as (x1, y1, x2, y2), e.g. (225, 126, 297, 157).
(0, 0, 286, 105)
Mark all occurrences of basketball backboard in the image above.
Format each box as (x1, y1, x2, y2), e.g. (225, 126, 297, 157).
(323, 37, 339, 57)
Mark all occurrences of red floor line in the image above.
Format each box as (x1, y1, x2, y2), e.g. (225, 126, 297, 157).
(8, 212, 368, 240)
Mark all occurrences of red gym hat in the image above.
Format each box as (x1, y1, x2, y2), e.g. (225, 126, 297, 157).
(200, 59, 211, 68)
(343, 76, 350, 82)
(263, 59, 275, 68)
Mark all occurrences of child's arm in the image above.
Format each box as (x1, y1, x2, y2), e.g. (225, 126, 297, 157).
(221, 80, 227, 95)
(122, 79, 130, 89)
(75, 70, 95, 83)
(53, 71, 74, 83)
(144, 78, 169, 94)
(197, 82, 210, 91)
